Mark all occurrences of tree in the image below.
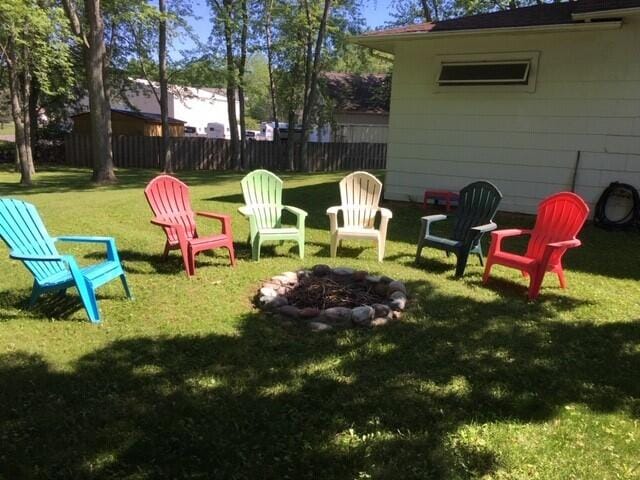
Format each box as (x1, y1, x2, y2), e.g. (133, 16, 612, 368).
(0, 0, 73, 185)
(208, 0, 249, 170)
(62, 0, 116, 183)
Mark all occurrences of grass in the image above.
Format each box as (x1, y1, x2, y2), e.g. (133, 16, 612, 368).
(0, 165, 638, 479)
(0, 122, 13, 136)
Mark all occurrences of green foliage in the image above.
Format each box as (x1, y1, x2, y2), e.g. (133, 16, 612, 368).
(244, 54, 271, 122)
(0, 0, 74, 97)
(0, 166, 639, 478)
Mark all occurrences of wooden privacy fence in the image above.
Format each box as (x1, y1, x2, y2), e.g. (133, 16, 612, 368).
(64, 135, 386, 171)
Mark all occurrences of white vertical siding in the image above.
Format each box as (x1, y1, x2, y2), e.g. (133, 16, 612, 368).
(385, 18, 640, 214)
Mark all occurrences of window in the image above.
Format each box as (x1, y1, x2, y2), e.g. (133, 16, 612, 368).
(434, 52, 540, 93)
(438, 61, 530, 86)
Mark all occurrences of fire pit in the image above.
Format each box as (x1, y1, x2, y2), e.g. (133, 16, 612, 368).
(256, 264, 408, 331)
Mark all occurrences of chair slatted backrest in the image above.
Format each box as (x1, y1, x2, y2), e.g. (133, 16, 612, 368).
(145, 175, 197, 243)
(0, 199, 65, 282)
(339, 171, 382, 229)
(526, 192, 589, 265)
(452, 181, 503, 245)
(241, 169, 283, 230)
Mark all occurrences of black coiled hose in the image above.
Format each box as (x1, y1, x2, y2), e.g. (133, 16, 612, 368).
(594, 182, 640, 230)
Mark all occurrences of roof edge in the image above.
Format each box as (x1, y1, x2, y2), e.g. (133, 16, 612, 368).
(351, 20, 622, 53)
(572, 6, 640, 20)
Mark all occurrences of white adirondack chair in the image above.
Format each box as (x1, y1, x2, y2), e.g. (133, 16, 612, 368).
(327, 171, 392, 262)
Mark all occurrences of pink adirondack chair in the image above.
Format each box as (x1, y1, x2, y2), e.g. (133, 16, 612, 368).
(144, 175, 236, 277)
(483, 192, 589, 299)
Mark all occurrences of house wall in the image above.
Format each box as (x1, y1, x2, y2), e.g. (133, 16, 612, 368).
(113, 83, 238, 137)
(385, 17, 640, 215)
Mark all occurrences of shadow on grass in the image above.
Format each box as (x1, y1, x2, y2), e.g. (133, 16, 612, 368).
(0, 288, 129, 323)
(1, 282, 636, 478)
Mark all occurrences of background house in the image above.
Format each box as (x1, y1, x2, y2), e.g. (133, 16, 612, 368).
(354, 0, 640, 215)
(112, 79, 239, 138)
(72, 109, 185, 137)
(320, 72, 391, 143)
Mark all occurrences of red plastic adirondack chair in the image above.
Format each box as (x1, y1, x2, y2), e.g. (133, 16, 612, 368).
(144, 175, 236, 276)
(483, 192, 589, 299)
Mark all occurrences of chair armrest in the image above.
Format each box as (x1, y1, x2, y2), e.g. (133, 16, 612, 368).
(56, 236, 114, 244)
(10, 251, 66, 262)
(420, 214, 448, 238)
(238, 206, 254, 217)
(196, 211, 232, 235)
(471, 222, 497, 233)
(283, 205, 308, 217)
(151, 217, 182, 229)
(379, 207, 393, 219)
(196, 211, 230, 221)
(283, 205, 307, 230)
(56, 235, 121, 263)
(326, 205, 342, 215)
(490, 228, 531, 239)
(547, 239, 581, 249)
(421, 214, 448, 223)
(489, 228, 532, 253)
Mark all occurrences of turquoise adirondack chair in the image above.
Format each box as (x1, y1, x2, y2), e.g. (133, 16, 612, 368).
(0, 199, 132, 323)
(239, 169, 307, 261)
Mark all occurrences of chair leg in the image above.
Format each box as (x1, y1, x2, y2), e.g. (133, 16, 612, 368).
(252, 236, 261, 261)
(476, 250, 484, 266)
(120, 273, 133, 299)
(227, 243, 237, 267)
(78, 279, 100, 323)
(454, 252, 470, 278)
(528, 270, 545, 300)
(378, 236, 386, 263)
(162, 242, 171, 260)
(330, 233, 338, 258)
(557, 269, 567, 289)
(298, 236, 305, 260)
(415, 222, 427, 263)
(28, 282, 42, 308)
(188, 251, 197, 277)
(482, 261, 493, 284)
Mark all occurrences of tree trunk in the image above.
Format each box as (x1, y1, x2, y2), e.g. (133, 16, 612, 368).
(222, 0, 240, 170)
(7, 50, 34, 186)
(287, 109, 296, 171)
(159, 0, 172, 173)
(264, 0, 280, 141)
(237, 0, 248, 170)
(84, 0, 116, 183)
(28, 77, 39, 168)
(300, 0, 331, 171)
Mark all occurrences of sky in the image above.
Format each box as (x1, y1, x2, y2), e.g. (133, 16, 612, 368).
(173, 0, 396, 58)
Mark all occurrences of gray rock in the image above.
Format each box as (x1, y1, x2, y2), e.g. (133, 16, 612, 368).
(372, 303, 392, 319)
(312, 264, 332, 277)
(260, 286, 277, 298)
(371, 317, 391, 327)
(389, 291, 407, 310)
(351, 305, 374, 326)
(332, 267, 355, 276)
(353, 270, 368, 281)
(379, 275, 394, 284)
(373, 282, 389, 297)
(309, 321, 333, 332)
(297, 269, 312, 279)
(323, 307, 353, 327)
(299, 307, 321, 318)
(388, 281, 407, 295)
(365, 275, 381, 283)
(278, 305, 300, 318)
(272, 275, 292, 285)
(283, 271, 298, 282)
(261, 295, 288, 309)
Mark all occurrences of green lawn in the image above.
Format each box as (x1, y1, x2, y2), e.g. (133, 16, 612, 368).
(0, 122, 13, 136)
(0, 166, 638, 479)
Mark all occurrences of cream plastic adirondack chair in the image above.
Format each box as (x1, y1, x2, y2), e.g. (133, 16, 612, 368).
(327, 171, 392, 262)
